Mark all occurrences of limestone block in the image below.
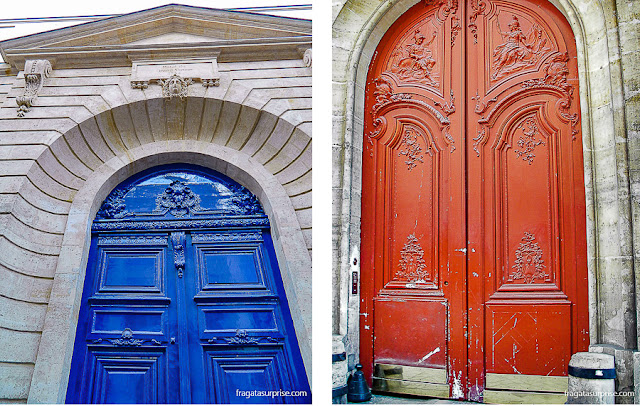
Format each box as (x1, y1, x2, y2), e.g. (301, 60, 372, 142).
(0, 264, 52, 304)
(0, 363, 33, 399)
(78, 118, 117, 163)
(274, 147, 311, 185)
(253, 120, 295, 165)
(590, 344, 635, 403)
(17, 179, 71, 215)
(93, 111, 129, 155)
(283, 170, 311, 197)
(290, 191, 311, 210)
(0, 131, 58, 146)
(226, 106, 262, 148)
(3, 215, 63, 254)
(567, 352, 615, 404)
(48, 138, 92, 180)
(238, 113, 279, 156)
(197, 98, 223, 142)
(0, 295, 47, 332)
(0, 237, 58, 279)
(27, 164, 76, 203)
(211, 101, 242, 145)
(295, 207, 312, 230)
(63, 126, 103, 171)
(0, 328, 40, 364)
(182, 97, 205, 141)
(110, 103, 142, 150)
(36, 148, 84, 191)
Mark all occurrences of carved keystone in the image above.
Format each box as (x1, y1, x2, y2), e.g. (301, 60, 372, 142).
(16, 59, 52, 117)
(130, 58, 221, 97)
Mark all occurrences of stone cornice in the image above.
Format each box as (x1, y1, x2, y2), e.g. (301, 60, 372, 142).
(0, 4, 311, 70)
(2, 37, 312, 69)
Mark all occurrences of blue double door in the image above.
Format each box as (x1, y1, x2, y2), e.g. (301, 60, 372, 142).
(66, 166, 310, 404)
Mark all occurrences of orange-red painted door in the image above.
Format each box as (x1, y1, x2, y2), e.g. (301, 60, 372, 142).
(360, 0, 589, 401)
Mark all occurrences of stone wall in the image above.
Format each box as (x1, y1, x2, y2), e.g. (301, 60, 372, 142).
(0, 58, 312, 402)
(332, 0, 640, 398)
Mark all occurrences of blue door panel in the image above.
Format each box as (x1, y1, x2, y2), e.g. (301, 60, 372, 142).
(200, 306, 280, 334)
(84, 350, 167, 404)
(90, 310, 166, 336)
(67, 165, 310, 404)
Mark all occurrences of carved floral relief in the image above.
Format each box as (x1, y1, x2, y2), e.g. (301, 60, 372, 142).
(508, 232, 548, 284)
(513, 117, 545, 164)
(398, 127, 429, 170)
(395, 234, 430, 283)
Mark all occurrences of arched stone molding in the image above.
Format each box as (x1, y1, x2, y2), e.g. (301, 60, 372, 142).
(0, 85, 311, 400)
(26, 141, 312, 403)
(332, 0, 635, 367)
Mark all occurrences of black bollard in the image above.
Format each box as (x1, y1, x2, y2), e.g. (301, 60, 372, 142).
(347, 364, 372, 402)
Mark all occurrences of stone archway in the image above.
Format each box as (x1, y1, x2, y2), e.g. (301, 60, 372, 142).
(0, 94, 311, 402)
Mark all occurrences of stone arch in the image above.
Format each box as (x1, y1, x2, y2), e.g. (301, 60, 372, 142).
(333, 0, 633, 357)
(0, 94, 311, 402)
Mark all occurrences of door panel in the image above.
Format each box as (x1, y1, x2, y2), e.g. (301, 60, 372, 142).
(362, 0, 588, 401)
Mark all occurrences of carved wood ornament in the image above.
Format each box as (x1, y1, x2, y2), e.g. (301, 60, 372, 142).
(361, 0, 588, 399)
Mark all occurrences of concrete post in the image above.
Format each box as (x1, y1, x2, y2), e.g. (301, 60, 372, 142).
(567, 352, 616, 404)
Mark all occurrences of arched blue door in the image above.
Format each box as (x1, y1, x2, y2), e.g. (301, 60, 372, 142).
(66, 165, 310, 404)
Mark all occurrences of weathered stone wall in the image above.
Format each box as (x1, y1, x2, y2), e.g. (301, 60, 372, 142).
(332, 0, 640, 398)
(0, 59, 311, 402)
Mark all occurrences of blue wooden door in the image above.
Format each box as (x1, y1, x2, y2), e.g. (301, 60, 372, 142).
(66, 165, 310, 404)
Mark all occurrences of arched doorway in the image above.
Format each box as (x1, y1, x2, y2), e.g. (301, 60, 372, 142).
(66, 164, 310, 403)
(360, 0, 588, 402)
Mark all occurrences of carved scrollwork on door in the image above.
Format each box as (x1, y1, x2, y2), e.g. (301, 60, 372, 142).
(521, 53, 579, 138)
(468, 0, 488, 43)
(399, 127, 429, 170)
(513, 117, 545, 164)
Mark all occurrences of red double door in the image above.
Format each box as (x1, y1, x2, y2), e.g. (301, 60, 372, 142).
(361, 0, 589, 401)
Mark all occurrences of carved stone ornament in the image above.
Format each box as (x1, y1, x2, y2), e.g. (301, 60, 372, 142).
(303, 48, 312, 67)
(491, 15, 552, 81)
(130, 59, 221, 93)
(159, 74, 193, 100)
(388, 28, 439, 85)
(16, 60, 52, 117)
(508, 232, 548, 284)
(513, 117, 545, 164)
(395, 234, 430, 283)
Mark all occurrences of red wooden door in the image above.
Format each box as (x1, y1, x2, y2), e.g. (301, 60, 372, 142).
(360, 0, 589, 401)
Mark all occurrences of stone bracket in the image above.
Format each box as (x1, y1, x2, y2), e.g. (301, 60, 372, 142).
(299, 47, 312, 68)
(16, 59, 52, 117)
(130, 58, 221, 97)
